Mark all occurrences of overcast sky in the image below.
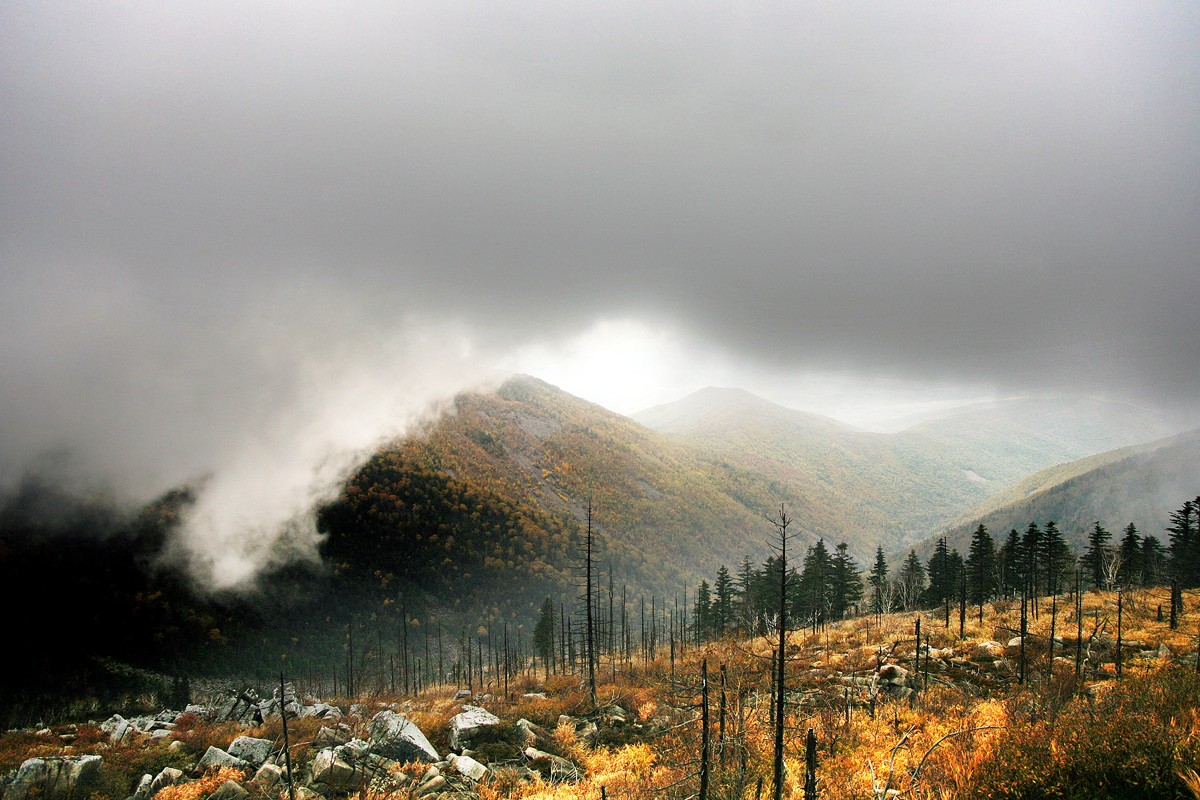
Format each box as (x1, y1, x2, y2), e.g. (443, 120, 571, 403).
(3, 1, 1198, 583)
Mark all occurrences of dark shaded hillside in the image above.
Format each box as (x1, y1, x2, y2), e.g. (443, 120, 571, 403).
(635, 389, 1179, 556)
(914, 428, 1200, 559)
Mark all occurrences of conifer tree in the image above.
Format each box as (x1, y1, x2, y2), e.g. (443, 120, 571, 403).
(1167, 500, 1198, 586)
(998, 529, 1022, 598)
(736, 556, 756, 635)
(830, 543, 863, 619)
(898, 550, 925, 610)
(795, 539, 833, 628)
(924, 537, 954, 607)
(965, 524, 997, 605)
(694, 580, 714, 643)
(1142, 535, 1166, 586)
(1117, 523, 1142, 588)
(1080, 521, 1112, 590)
(1021, 523, 1042, 596)
(869, 546, 889, 616)
(533, 597, 556, 677)
(1041, 522, 1071, 596)
(713, 565, 735, 637)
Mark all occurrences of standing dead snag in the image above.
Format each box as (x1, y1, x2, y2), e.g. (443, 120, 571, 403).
(279, 672, 297, 800)
(700, 658, 710, 800)
(768, 503, 793, 800)
(804, 727, 818, 800)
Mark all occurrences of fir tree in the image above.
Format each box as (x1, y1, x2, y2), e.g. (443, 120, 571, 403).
(1080, 521, 1112, 590)
(998, 529, 1022, 598)
(869, 546, 889, 615)
(830, 542, 863, 619)
(713, 565, 735, 637)
(1116, 523, 1141, 588)
(924, 537, 954, 607)
(1021, 523, 1042, 596)
(1167, 500, 1198, 586)
(794, 539, 833, 628)
(533, 597, 556, 676)
(1040, 522, 1071, 596)
(694, 580, 714, 643)
(898, 550, 925, 610)
(966, 524, 997, 605)
(1142, 535, 1166, 586)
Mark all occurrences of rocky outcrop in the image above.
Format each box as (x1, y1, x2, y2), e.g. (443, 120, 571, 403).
(2, 755, 102, 800)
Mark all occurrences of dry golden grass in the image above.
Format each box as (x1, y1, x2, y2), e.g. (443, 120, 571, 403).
(5, 587, 1199, 800)
(153, 766, 247, 800)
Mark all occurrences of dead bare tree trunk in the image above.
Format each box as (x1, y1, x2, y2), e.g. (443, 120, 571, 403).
(804, 727, 818, 800)
(700, 658, 710, 800)
(770, 504, 792, 800)
(585, 501, 597, 706)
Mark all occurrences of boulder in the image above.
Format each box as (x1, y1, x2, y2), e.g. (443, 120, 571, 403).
(227, 736, 273, 768)
(250, 763, 283, 789)
(524, 748, 581, 783)
(150, 767, 184, 795)
(446, 753, 488, 781)
(206, 780, 249, 800)
(314, 725, 351, 749)
(3, 755, 102, 800)
(310, 749, 358, 791)
(598, 705, 629, 725)
(453, 689, 473, 700)
(101, 714, 132, 743)
(449, 706, 501, 750)
(973, 641, 1006, 660)
(877, 664, 909, 686)
(195, 747, 250, 775)
(413, 775, 446, 797)
(367, 711, 439, 763)
(516, 718, 554, 750)
(127, 773, 153, 800)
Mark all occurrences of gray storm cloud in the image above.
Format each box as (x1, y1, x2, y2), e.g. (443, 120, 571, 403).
(2, 1, 1198, 581)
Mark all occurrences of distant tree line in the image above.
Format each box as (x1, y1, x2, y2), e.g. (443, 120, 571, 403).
(686, 538, 864, 642)
(690, 494, 1199, 631)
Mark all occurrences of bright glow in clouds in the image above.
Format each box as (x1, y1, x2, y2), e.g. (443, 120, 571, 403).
(503, 318, 998, 429)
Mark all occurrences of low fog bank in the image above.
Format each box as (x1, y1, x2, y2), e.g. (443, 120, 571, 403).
(0, 290, 501, 591)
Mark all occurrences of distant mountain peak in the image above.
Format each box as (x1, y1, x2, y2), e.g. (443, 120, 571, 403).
(633, 386, 852, 436)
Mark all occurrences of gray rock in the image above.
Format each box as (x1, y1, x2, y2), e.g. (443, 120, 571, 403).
(150, 767, 184, 795)
(335, 738, 371, 763)
(3, 755, 102, 800)
(314, 725, 351, 748)
(446, 754, 487, 781)
(449, 705, 501, 750)
(195, 746, 250, 775)
(969, 642, 1008, 662)
(413, 775, 446, 797)
(206, 779, 249, 800)
(453, 689, 473, 700)
(310, 749, 358, 791)
(302, 703, 342, 720)
(101, 714, 131, 743)
(368, 711, 439, 763)
(251, 763, 283, 788)
(516, 718, 554, 750)
(127, 773, 153, 800)
(227, 736, 273, 768)
(524, 748, 580, 783)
